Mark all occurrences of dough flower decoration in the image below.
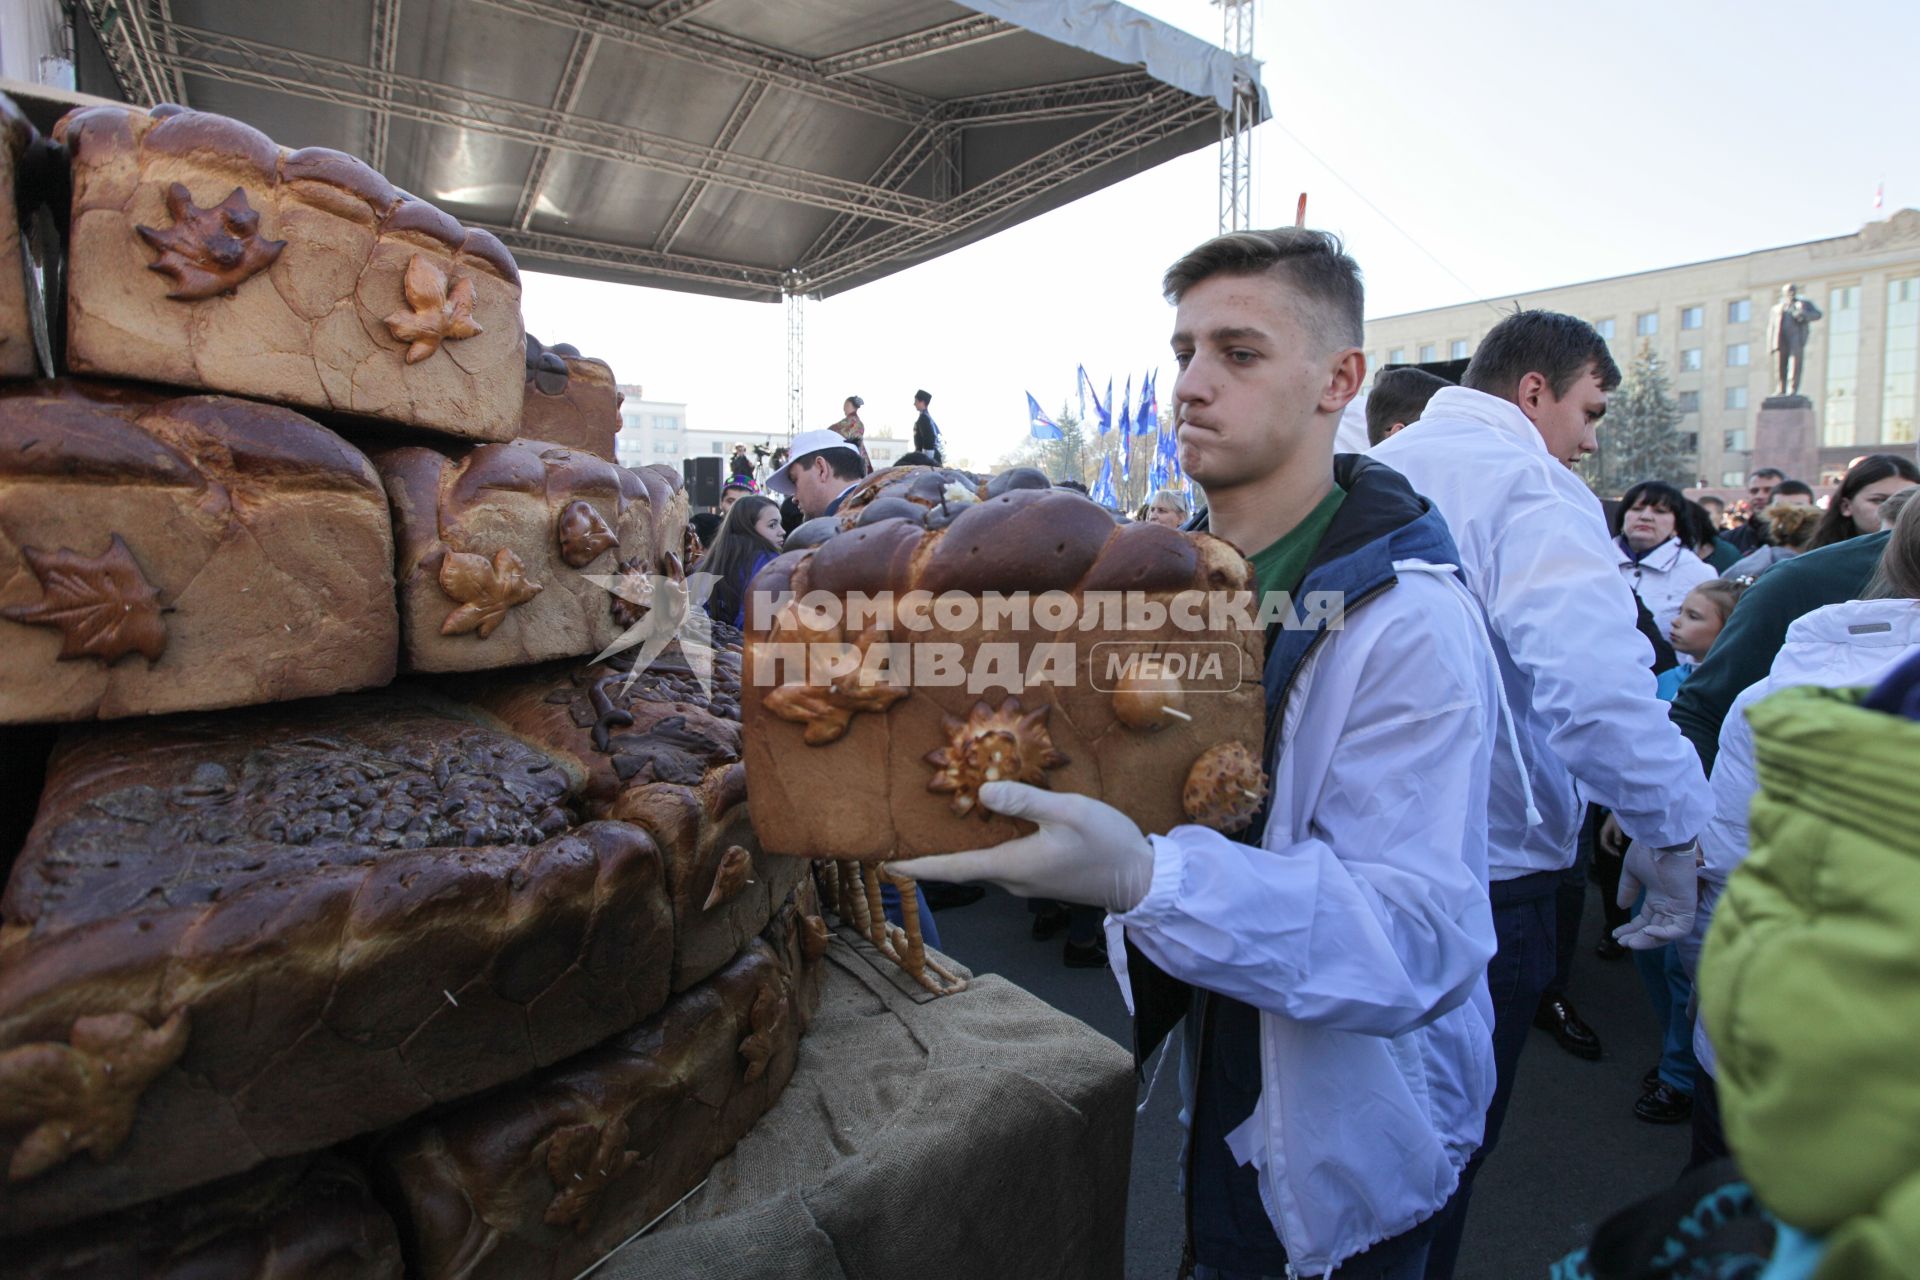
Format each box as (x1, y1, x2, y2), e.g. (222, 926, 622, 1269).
(384, 253, 484, 365)
(439, 547, 543, 638)
(2, 534, 167, 664)
(556, 500, 619, 568)
(0, 1009, 189, 1183)
(543, 1115, 639, 1233)
(924, 695, 1069, 818)
(763, 626, 906, 745)
(135, 183, 284, 300)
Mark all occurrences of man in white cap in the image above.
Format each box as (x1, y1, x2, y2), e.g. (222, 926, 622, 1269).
(767, 428, 867, 519)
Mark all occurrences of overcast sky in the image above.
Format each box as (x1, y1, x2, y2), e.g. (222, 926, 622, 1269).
(519, 0, 1915, 470)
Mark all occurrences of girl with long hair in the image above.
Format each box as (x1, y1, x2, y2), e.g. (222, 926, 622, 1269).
(1807, 452, 1920, 549)
(695, 494, 783, 630)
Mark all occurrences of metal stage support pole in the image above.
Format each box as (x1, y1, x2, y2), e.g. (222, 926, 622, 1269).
(784, 275, 807, 441)
(1214, 0, 1256, 234)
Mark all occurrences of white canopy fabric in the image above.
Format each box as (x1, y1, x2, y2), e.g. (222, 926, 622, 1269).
(66, 0, 1266, 302)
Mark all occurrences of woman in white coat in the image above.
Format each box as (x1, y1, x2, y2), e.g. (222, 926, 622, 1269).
(1613, 480, 1717, 636)
(1684, 491, 1920, 1166)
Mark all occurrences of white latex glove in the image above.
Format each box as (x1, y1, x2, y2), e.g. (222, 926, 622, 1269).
(1613, 838, 1700, 949)
(904, 782, 1156, 915)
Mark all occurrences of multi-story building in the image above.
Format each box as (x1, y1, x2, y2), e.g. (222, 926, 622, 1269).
(613, 389, 688, 471)
(1363, 209, 1920, 489)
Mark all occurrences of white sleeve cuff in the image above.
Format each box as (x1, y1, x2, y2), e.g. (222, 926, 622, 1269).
(1114, 831, 1193, 929)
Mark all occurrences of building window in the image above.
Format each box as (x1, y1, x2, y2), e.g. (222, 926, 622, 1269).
(1681, 305, 1704, 330)
(1388, 347, 1405, 364)
(1418, 343, 1437, 362)
(1721, 469, 1746, 485)
(1679, 348, 1703, 372)
(1726, 343, 1750, 367)
(1824, 284, 1862, 446)
(1679, 432, 1699, 453)
(1637, 312, 1659, 337)
(1449, 339, 1469, 359)
(1725, 385, 1748, 410)
(1883, 277, 1918, 443)
(1677, 390, 1700, 414)
(711, 442, 725, 454)
(654, 440, 677, 454)
(1595, 318, 1616, 340)
(1724, 428, 1749, 451)
(1727, 298, 1751, 324)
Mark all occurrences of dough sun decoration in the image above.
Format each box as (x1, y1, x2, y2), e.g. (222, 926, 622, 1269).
(924, 695, 1069, 818)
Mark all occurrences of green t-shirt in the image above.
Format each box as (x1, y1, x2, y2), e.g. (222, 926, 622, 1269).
(1247, 483, 1346, 601)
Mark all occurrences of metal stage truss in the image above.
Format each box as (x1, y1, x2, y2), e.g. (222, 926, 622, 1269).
(69, 0, 1265, 304)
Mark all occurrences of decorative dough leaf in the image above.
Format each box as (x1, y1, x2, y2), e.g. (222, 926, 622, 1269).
(2, 534, 168, 664)
(438, 547, 543, 638)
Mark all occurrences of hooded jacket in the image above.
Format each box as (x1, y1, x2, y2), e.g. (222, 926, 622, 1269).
(1371, 386, 1712, 877)
(1685, 598, 1920, 1079)
(1699, 681, 1920, 1278)
(1109, 456, 1500, 1274)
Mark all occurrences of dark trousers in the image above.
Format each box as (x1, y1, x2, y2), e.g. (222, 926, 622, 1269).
(1546, 806, 1625, 997)
(1687, 1071, 1730, 1172)
(1422, 873, 1558, 1279)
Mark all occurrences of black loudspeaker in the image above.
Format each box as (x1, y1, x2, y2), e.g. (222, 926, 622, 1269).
(683, 455, 723, 509)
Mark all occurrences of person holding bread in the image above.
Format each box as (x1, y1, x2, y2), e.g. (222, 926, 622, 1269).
(914, 229, 1504, 1279)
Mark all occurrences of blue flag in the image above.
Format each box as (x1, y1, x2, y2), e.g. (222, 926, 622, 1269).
(1088, 373, 1111, 436)
(1076, 364, 1090, 425)
(1135, 370, 1157, 435)
(1090, 454, 1117, 509)
(1027, 393, 1062, 440)
(1118, 374, 1132, 440)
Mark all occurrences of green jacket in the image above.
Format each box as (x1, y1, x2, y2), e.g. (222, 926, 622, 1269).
(1700, 684, 1920, 1279)
(1670, 530, 1889, 771)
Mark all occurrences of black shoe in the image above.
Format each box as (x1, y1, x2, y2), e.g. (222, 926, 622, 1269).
(1031, 905, 1071, 941)
(1062, 938, 1109, 969)
(1634, 1081, 1693, 1124)
(921, 883, 986, 912)
(1642, 1065, 1661, 1093)
(1533, 996, 1603, 1060)
(1594, 936, 1628, 961)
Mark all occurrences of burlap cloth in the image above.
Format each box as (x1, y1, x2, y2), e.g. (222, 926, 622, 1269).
(591, 926, 1135, 1279)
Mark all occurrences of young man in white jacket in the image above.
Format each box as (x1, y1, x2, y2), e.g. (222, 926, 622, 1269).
(1370, 312, 1715, 1275)
(913, 229, 1502, 1278)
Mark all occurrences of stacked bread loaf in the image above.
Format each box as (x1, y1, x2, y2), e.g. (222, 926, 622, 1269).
(743, 474, 1270, 860)
(0, 89, 825, 1277)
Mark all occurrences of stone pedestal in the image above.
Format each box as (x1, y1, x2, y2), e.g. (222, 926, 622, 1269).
(1755, 397, 1818, 483)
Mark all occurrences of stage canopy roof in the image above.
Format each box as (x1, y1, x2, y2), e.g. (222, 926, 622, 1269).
(69, 0, 1267, 301)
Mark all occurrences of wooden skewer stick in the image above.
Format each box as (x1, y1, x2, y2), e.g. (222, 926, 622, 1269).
(1162, 706, 1193, 721)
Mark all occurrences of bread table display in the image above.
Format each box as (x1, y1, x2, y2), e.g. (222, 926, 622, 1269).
(0, 1155, 403, 1280)
(376, 884, 827, 1280)
(448, 622, 807, 993)
(54, 103, 523, 439)
(376, 439, 684, 674)
(522, 335, 621, 462)
(0, 380, 398, 724)
(0, 690, 676, 1234)
(1, 94, 38, 380)
(742, 480, 1266, 992)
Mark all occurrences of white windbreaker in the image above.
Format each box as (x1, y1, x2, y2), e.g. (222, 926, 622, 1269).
(1687, 597, 1920, 1076)
(1107, 565, 1500, 1275)
(1615, 534, 1718, 637)
(1371, 387, 1713, 877)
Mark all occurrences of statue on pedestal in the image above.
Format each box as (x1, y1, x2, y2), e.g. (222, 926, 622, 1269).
(1767, 283, 1822, 399)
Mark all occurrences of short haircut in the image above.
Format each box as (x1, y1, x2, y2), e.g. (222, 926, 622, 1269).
(795, 445, 863, 483)
(1613, 480, 1690, 539)
(1762, 499, 1821, 548)
(1772, 479, 1815, 501)
(1697, 495, 1726, 512)
(1749, 467, 1787, 482)
(1366, 368, 1451, 446)
(1150, 487, 1190, 514)
(1161, 228, 1365, 349)
(1462, 309, 1622, 402)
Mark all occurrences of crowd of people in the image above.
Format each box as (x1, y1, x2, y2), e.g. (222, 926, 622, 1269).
(667, 229, 1917, 1279)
